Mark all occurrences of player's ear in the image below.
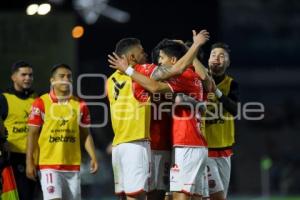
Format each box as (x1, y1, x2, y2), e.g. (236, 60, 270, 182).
(129, 54, 137, 64)
(171, 57, 177, 65)
(50, 76, 54, 85)
(11, 73, 16, 82)
(225, 52, 230, 68)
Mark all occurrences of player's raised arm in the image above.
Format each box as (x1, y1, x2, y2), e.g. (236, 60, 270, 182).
(151, 30, 210, 81)
(108, 29, 210, 94)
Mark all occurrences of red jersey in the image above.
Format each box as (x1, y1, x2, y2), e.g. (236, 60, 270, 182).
(134, 63, 172, 150)
(150, 98, 172, 151)
(167, 67, 207, 147)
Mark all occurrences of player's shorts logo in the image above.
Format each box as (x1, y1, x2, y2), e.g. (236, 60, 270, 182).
(209, 180, 216, 188)
(47, 186, 55, 194)
(171, 164, 180, 172)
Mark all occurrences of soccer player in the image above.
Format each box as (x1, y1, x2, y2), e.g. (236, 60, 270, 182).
(108, 30, 209, 200)
(26, 64, 98, 200)
(151, 39, 210, 200)
(147, 44, 173, 200)
(0, 61, 38, 199)
(150, 39, 208, 200)
(204, 43, 239, 200)
(107, 37, 158, 200)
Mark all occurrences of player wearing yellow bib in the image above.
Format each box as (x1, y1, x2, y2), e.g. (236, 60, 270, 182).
(26, 64, 98, 200)
(205, 43, 239, 200)
(107, 38, 156, 200)
(0, 61, 38, 200)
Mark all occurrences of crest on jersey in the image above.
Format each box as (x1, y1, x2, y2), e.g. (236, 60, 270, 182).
(47, 186, 55, 194)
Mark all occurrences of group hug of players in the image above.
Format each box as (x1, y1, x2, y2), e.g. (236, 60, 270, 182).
(107, 29, 239, 200)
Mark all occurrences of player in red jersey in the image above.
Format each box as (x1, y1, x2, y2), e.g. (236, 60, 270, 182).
(108, 37, 159, 200)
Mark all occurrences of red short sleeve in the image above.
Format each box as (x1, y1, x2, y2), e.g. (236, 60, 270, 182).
(80, 100, 91, 126)
(133, 63, 158, 102)
(28, 98, 45, 127)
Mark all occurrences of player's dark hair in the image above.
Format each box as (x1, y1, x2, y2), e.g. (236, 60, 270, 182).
(211, 42, 231, 54)
(11, 61, 32, 74)
(115, 38, 141, 56)
(155, 39, 187, 60)
(50, 64, 72, 77)
(151, 46, 160, 65)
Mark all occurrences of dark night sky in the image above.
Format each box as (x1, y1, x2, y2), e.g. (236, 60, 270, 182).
(78, 0, 220, 64)
(3, 0, 299, 70)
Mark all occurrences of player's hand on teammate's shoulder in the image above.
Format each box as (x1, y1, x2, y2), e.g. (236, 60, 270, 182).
(108, 52, 130, 72)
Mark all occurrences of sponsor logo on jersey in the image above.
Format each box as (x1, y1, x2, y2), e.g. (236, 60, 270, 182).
(49, 135, 76, 143)
(59, 117, 69, 127)
(47, 186, 55, 194)
(12, 126, 29, 133)
(171, 164, 180, 172)
(112, 77, 126, 100)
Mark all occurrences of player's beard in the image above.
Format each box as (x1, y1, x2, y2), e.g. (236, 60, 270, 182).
(210, 64, 225, 76)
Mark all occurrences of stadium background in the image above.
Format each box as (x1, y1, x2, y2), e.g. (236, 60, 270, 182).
(1, 0, 300, 199)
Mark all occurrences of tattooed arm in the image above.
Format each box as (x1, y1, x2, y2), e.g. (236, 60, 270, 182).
(109, 30, 210, 82)
(108, 29, 210, 94)
(151, 65, 175, 81)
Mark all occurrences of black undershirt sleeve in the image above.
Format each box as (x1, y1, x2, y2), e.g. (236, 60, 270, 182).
(218, 80, 240, 116)
(0, 93, 8, 120)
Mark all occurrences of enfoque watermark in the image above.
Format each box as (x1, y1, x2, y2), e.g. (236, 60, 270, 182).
(46, 73, 265, 128)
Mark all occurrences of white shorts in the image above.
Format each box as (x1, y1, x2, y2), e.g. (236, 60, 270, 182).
(112, 141, 151, 195)
(39, 169, 81, 200)
(170, 147, 208, 195)
(149, 150, 171, 191)
(207, 156, 231, 197)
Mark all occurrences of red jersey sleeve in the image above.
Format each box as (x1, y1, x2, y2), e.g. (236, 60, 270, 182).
(133, 63, 158, 102)
(28, 98, 45, 127)
(80, 100, 91, 127)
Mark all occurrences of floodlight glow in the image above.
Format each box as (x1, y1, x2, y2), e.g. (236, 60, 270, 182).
(37, 3, 51, 15)
(72, 26, 85, 39)
(26, 4, 39, 15)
